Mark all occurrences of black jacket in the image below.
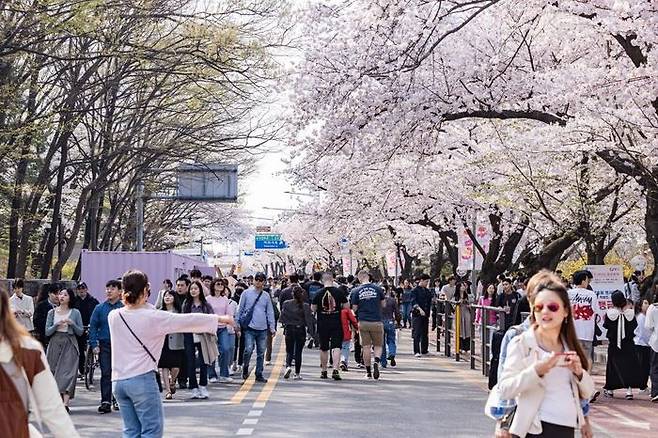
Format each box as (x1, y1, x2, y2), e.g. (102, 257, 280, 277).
(279, 300, 315, 338)
(75, 294, 100, 326)
(410, 286, 432, 315)
(33, 299, 56, 345)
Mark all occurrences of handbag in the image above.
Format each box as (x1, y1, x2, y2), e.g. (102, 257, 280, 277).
(238, 291, 264, 328)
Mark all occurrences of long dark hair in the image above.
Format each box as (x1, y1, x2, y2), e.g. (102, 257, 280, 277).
(210, 278, 226, 297)
(455, 282, 469, 302)
(183, 280, 210, 313)
(59, 288, 77, 308)
(484, 283, 497, 303)
(529, 272, 589, 369)
(292, 285, 305, 310)
(161, 290, 181, 313)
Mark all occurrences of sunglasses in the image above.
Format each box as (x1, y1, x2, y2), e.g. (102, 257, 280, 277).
(533, 302, 561, 313)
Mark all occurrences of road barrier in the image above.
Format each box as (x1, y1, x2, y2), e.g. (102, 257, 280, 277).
(433, 300, 506, 377)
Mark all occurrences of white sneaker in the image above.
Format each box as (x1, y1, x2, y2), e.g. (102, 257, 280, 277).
(218, 376, 234, 383)
(639, 388, 650, 395)
(208, 377, 218, 384)
(199, 386, 209, 399)
(415, 353, 421, 358)
(190, 388, 201, 399)
(265, 361, 272, 366)
(284, 367, 292, 379)
(293, 374, 303, 380)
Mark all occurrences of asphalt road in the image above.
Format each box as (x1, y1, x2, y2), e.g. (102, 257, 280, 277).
(65, 329, 494, 437)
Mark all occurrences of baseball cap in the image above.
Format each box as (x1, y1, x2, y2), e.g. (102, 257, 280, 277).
(76, 282, 88, 290)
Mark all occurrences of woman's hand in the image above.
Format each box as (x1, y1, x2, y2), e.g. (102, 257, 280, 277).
(563, 351, 584, 379)
(534, 352, 562, 377)
(581, 417, 593, 438)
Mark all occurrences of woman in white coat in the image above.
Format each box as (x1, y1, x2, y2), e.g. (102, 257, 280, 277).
(498, 277, 595, 438)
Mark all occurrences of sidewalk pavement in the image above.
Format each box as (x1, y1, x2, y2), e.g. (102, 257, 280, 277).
(587, 361, 657, 437)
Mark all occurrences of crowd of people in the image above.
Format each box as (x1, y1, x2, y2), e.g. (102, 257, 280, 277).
(2, 265, 658, 437)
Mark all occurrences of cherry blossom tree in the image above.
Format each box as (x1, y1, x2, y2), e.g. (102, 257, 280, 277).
(284, 0, 655, 279)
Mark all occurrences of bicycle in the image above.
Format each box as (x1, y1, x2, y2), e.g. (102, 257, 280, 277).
(83, 325, 99, 391)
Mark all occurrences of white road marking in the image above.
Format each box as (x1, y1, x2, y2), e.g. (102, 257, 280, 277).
(243, 419, 259, 425)
(252, 401, 266, 408)
(247, 410, 262, 417)
(236, 428, 254, 435)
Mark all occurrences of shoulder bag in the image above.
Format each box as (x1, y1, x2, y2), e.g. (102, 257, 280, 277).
(238, 291, 264, 328)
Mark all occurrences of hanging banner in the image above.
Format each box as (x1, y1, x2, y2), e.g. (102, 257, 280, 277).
(342, 255, 354, 277)
(386, 250, 399, 278)
(458, 221, 491, 271)
(584, 265, 625, 340)
(458, 228, 474, 271)
(474, 222, 492, 268)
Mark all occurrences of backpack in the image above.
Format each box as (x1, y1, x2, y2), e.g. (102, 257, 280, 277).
(322, 289, 336, 313)
(308, 283, 323, 301)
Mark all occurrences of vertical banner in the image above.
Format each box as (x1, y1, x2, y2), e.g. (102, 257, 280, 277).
(458, 228, 474, 271)
(584, 265, 625, 339)
(342, 255, 353, 277)
(386, 250, 398, 278)
(474, 222, 491, 268)
(458, 221, 491, 271)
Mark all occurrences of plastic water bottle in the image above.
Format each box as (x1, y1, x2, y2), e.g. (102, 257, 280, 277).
(489, 399, 516, 420)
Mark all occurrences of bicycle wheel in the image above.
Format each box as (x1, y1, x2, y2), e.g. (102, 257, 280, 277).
(84, 346, 96, 390)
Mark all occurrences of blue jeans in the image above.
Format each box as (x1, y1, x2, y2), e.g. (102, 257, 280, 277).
(208, 328, 233, 379)
(340, 340, 351, 366)
(219, 328, 234, 377)
(243, 328, 268, 379)
(113, 371, 163, 438)
(380, 320, 397, 367)
(401, 303, 412, 326)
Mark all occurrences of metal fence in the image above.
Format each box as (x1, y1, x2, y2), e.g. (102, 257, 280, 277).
(433, 300, 507, 377)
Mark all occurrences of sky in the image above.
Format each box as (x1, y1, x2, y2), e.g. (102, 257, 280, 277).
(242, 149, 296, 226)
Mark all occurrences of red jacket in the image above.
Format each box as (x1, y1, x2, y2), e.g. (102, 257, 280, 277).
(341, 308, 358, 341)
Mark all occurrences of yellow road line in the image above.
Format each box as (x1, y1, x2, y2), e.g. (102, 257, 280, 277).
(230, 373, 256, 405)
(229, 333, 286, 405)
(255, 338, 286, 403)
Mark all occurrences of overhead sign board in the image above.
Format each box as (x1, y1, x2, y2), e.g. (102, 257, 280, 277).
(256, 226, 272, 234)
(176, 164, 238, 202)
(254, 233, 288, 250)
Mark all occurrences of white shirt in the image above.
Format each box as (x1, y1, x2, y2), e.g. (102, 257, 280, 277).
(441, 284, 456, 301)
(634, 313, 650, 346)
(645, 304, 658, 353)
(536, 349, 579, 428)
(53, 309, 72, 333)
(567, 287, 598, 341)
(109, 305, 218, 381)
(9, 292, 35, 331)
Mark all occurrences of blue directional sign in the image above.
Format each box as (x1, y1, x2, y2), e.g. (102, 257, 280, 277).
(254, 233, 288, 250)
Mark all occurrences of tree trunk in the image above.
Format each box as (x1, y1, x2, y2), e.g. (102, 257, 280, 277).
(645, 179, 658, 277)
(429, 241, 445, 281)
